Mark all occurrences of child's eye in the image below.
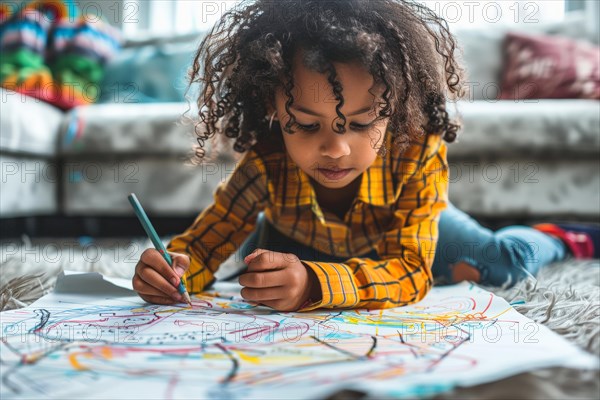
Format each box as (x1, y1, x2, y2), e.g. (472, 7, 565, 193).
(294, 121, 375, 133)
(350, 122, 375, 131)
(295, 123, 320, 132)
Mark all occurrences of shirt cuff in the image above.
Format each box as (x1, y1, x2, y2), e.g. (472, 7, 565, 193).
(299, 260, 359, 310)
(174, 253, 213, 295)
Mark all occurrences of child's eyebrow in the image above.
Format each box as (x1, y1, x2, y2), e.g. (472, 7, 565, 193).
(291, 104, 373, 117)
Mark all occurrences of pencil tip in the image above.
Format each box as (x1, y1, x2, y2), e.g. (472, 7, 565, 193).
(182, 292, 192, 306)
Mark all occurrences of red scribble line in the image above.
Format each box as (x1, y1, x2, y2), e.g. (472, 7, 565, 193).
(173, 320, 204, 327)
(188, 300, 213, 308)
(165, 374, 179, 400)
(482, 293, 493, 314)
(470, 297, 476, 310)
(425, 325, 471, 373)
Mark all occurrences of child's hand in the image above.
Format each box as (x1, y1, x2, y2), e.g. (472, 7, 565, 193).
(239, 249, 321, 311)
(132, 249, 190, 305)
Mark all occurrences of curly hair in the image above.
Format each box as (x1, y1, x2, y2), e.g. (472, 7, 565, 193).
(185, 0, 468, 165)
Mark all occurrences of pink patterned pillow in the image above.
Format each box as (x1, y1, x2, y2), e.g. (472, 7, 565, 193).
(499, 31, 599, 100)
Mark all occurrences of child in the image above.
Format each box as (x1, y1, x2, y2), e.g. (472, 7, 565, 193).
(132, 0, 598, 312)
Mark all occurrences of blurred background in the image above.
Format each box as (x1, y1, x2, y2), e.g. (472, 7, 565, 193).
(1, 0, 598, 242)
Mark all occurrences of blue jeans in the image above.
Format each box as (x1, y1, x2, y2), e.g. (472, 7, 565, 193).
(237, 202, 567, 287)
(431, 202, 567, 286)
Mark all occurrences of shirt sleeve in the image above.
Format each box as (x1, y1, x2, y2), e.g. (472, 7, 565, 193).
(166, 149, 270, 294)
(299, 134, 450, 311)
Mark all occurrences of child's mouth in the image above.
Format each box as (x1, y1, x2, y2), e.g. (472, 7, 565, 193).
(317, 168, 353, 180)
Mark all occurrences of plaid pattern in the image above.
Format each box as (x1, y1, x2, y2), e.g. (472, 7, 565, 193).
(167, 130, 450, 310)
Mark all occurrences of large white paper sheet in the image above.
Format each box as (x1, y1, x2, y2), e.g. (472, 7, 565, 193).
(1, 271, 597, 399)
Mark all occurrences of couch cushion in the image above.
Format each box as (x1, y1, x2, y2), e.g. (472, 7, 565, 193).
(60, 102, 206, 156)
(0, 88, 63, 157)
(446, 99, 600, 157)
(454, 10, 597, 100)
(499, 31, 599, 100)
(449, 158, 599, 218)
(97, 34, 200, 104)
(62, 157, 236, 216)
(0, 154, 58, 217)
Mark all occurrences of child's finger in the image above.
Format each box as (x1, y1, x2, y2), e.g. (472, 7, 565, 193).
(168, 251, 190, 265)
(243, 248, 268, 264)
(139, 248, 182, 287)
(240, 286, 284, 302)
(134, 277, 183, 303)
(168, 252, 190, 277)
(135, 266, 184, 302)
(245, 250, 289, 272)
(239, 269, 288, 288)
(135, 284, 182, 304)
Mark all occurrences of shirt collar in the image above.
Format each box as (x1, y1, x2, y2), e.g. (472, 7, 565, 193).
(355, 132, 395, 206)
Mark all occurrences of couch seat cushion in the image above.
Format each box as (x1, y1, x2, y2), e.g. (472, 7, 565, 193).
(60, 102, 203, 156)
(0, 88, 63, 157)
(447, 99, 600, 157)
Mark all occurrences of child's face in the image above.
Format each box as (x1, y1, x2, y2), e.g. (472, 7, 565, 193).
(272, 50, 389, 192)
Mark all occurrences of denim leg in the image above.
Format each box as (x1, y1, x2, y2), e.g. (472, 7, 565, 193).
(432, 202, 567, 287)
(238, 212, 268, 260)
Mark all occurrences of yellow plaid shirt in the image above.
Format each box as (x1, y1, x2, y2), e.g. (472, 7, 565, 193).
(167, 130, 449, 311)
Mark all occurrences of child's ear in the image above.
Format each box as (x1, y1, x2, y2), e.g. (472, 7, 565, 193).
(265, 102, 276, 116)
(265, 94, 279, 116)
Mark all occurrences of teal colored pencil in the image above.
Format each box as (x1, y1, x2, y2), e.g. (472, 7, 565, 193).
(128, 193, 192, 305)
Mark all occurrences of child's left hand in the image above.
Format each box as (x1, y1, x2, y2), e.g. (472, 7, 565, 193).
(239, 249, 321, 311)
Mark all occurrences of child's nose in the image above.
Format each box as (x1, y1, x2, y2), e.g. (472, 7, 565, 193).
(319, 133, 351, 159)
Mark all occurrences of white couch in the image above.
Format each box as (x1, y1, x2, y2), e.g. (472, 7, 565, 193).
(1, 11, 598, 237)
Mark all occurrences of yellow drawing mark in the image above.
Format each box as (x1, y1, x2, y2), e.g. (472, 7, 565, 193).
(342, 316, 364, 325)
(68, 348, 114, 371)
(490, 307, 512, 320)
(100, 346, 112, 360)
(22, 351, 45, 364)
(375, 309, 384, 335)
(202, 353, 229, 360)
(373, 367, 405, 379)
(157, 308, 188, 314)
(68, 353, 88, 371)
(233, 350, 260, 364)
